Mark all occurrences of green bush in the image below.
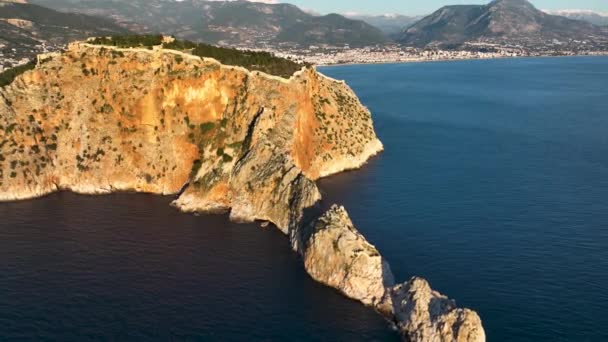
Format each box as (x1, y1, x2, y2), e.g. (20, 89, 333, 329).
(190, 159, 202, 179)
(185, 40, 307, 78)
(100, 103, 114, 114)
(89, 35, 164, 49)
(200, 122, 215, 134)
(222, 154, 233, 163)
(0, 61, 36, 88)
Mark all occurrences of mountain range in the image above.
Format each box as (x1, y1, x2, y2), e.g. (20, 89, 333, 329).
(0, 1, 127, 66)
(399, 0, 607, 48)
(29, 0, 387, 47)
(345, 14, 423, 36)
(1, 0, 607, 66)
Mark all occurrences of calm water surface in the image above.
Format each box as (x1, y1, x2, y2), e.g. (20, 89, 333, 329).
(0, 193, 398, 341)
(319, 56, 608, 342)
(1, 57, 607, 341)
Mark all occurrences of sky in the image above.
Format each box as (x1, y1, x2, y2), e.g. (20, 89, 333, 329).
(253, 0, 608, 16)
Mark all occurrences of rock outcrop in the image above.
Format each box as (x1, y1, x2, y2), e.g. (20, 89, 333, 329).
(0, 42, 484, 341)
(303, 206, 486, 341)
(385, 278, 485, 342)
(302, 205, 394, 307)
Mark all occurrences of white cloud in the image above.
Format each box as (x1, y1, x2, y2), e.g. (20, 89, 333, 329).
(302, 8, 321, 15)
(544, 9, 608, 17)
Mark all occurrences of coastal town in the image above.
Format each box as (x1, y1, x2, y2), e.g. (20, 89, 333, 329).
(0, 41, 60, 73)
(270, 44, 608, 65)
(4, 39, 608, 73)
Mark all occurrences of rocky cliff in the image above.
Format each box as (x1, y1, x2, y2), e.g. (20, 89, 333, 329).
(0, 42, 484, 341)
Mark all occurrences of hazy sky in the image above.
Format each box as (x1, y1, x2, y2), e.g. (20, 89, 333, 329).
(274, 0, 608, 16)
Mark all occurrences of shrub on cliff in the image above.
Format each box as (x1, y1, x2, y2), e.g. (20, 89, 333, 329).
(0, 61, 36, 88)
(186, 42, 306, 78)
(200, 122, 215, 134)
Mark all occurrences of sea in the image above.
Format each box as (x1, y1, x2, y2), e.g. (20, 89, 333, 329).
(1, 56, 607, 341)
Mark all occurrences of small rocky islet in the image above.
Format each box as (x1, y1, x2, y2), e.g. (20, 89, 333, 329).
(0, 36, 485, 342)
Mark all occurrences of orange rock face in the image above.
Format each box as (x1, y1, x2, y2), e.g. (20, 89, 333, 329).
(0, 43, 382, 228)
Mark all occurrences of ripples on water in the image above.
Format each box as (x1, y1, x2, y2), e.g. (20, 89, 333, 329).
(1, 57, 607, 341)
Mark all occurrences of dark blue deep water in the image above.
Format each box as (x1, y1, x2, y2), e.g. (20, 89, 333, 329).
(319, 57, 608, 341)
(1, 56, 607, 341)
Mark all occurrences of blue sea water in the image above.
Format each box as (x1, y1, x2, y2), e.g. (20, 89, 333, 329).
(0, 56, 607, 341)
(318, 56, 608, 341)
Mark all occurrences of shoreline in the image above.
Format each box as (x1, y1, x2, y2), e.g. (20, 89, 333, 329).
(316, 52, 608, 68)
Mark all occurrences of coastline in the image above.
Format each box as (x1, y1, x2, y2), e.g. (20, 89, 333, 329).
(316, 52, 608, 68)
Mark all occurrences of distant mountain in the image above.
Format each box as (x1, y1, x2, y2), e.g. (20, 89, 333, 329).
(0, 1, 128, 66)
(398, 0, 607, 48)
(29, 0, 388, 47)
(545, 10, 608, 26)
(276, 13, 388, 47)
(346, 14, 423, 36)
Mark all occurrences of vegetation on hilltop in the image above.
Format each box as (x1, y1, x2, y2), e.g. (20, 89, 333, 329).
(0, 61, 36, 88)
(90, 35, 308, 78)
(166, 39, 309, 78)
(89, 35, 164, 49)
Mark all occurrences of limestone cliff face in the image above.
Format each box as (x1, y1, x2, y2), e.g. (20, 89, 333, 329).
(0, 43, 381, 230)
(0, 43, 484, 341)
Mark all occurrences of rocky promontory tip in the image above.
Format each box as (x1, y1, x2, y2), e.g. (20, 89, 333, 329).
(0, 37, 483, 341)
(385, 277, 485, 342)
(304, 205, 485, 341)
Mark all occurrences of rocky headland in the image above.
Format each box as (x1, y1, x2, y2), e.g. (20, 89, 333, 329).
(0, 41, 484, 341)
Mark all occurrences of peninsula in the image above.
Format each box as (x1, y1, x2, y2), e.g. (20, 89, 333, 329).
(0, 36, 485, 342)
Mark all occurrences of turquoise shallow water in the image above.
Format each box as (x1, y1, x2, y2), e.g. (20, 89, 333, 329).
(318, 56, 608, 341)
(0, 57, 607, 341)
